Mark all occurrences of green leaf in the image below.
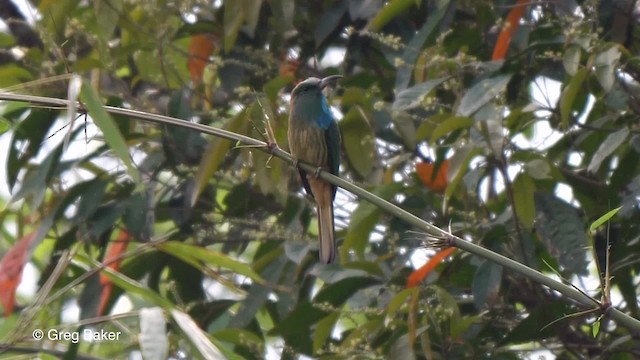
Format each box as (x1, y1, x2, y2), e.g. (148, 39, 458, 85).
(123, 190, 152, 239)
(11, 199, 68, 272)
(535, 192, 589, 275)
(313, 311, 340, 353)
(269, 302, 316, 353)
(587, 126, 629, 173)
(450, 313, 483, 340)
(39, 0, 79, 39)
(562, 45, 582, 76)
(167, 89, 193, 120)
(93, 260, 175, 308)
(341, 86, 368, 107)
(270, 277, 379, 354)
(173, 21, 218, 39)
(0, 64, 33, 87)
(80, 82, 140, 183)
(315, 1, 348, 47)
(52, 178, 110, 231)
(242, 0, 263, 38)
(167, 256, 206, 304)
(134, 48, 186, 88)
(562, 45, 581, 76)
(0, 32, 15, 47)
(271, 0, 295, 36)
(392, 76, 449, 111)
(594, 45, 621, 91)
(313, 275, 378, 309)
(340, 106, 376, 177)
(429, 115, 473, 144)
(444, 145, 481, 205)
(341, 183, 402, 260)
(480, 107, 505, 155)
(0, 117, 10, 135)
(457, 74, 513, 117)
(223, 0, 244, 52)
(313, 266, 375, 285)
(343, 260, 384, 277)
(211, 328, 264, 352)
(367, 0, 416, 31)
(416, 112, 449, 141)
(390, 110, 417, 149)
(559, 67, 589, 128)
(156, 241, 264, 284)
(10, 146, 62, 208)
(164, 92, 207, 166)
(589, 207, 622, 233)
(472, 260, 502, 310)
(348, 1, 380, 19)
(95, 0, 122, 41)
(592, 316, 601, 337)
(7, 109, 55, 190)
(394, 0, 449, 91)
(263, 75, 294, 103)
(512, 173, 536, 230)
(250, 101, 288, 198)
(191, 109, 247, 206)
(337, 317, 384, 355)
(88, 202, 126, 239)
(171, 310, 239, 360)
(500, 304, 571, 345)
(73, 178, 110, 222)
(524, 158, 552, 180)
(431, 284, 462, 322)
(390, 333, 414, 360)
(614, 270, 640, 320)
(610, 146, 640, 190)
(228, 255, 287, 328)
(386, 288, 416, 314)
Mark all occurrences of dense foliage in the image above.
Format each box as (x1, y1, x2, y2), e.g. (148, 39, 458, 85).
(1, 0, 640, 359)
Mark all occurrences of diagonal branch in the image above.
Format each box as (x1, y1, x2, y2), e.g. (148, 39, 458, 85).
(1, 92, 639, 332)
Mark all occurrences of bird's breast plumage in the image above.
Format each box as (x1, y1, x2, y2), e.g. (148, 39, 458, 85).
(287, 121, 329, 168)
(288, 90, 334, 167)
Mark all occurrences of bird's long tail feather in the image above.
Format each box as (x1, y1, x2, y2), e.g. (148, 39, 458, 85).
(317, 202, 335, 264)
(309, 177, 336, 264)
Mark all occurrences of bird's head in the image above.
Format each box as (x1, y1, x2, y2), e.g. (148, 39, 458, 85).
(289, 75, 342, 128)
(291, 75, 342, 100)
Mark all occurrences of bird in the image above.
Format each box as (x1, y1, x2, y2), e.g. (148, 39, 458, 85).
(288, 75, 342, 264)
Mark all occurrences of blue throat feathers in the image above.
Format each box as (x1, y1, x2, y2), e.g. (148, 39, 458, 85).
(317, 95, 333, 129)
(292, 91, 333, 130)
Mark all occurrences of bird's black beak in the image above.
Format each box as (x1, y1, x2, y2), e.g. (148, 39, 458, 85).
(320, 75, 342, 89)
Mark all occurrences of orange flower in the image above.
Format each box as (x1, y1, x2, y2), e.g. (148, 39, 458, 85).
(416, 159, 449, 194)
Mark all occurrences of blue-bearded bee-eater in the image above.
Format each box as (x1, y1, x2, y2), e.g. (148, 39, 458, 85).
(288, 75, 342, 264)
